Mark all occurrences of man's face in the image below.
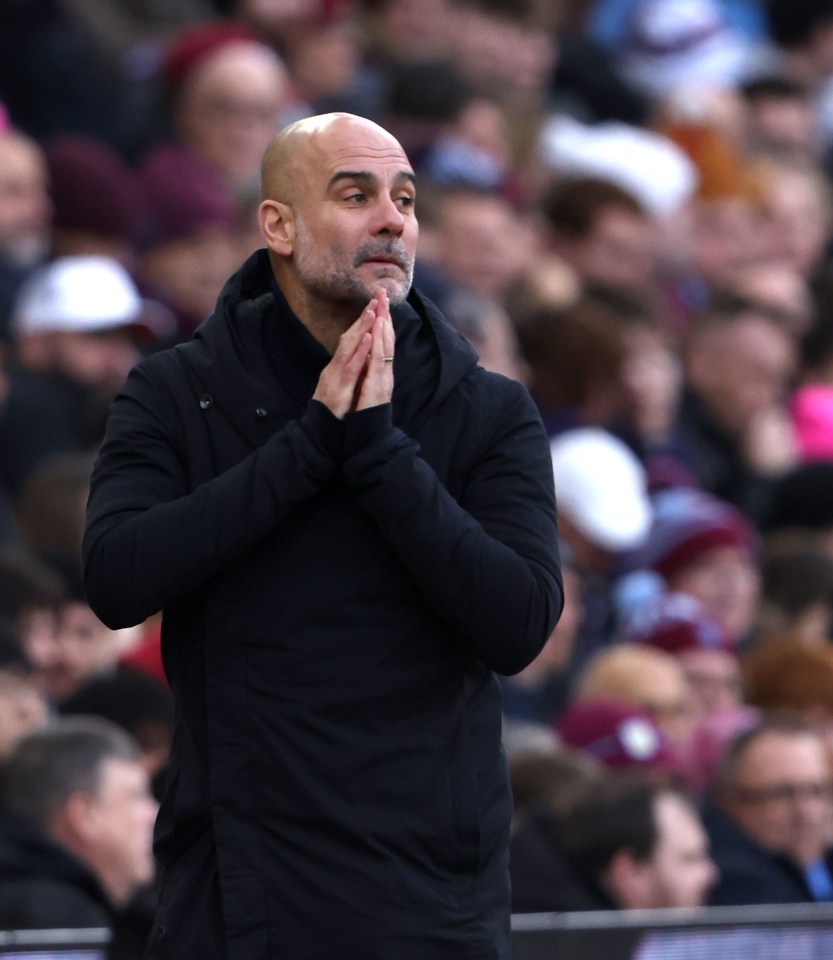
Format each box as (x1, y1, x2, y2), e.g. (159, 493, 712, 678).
(566, 207, 656, 290)
(288, 118, 418, 310)
(35, 601, 124, 703)
(0, 133, 51, 266)
(178, 44, 289, 188)
(46, 329, 140, 396)
(723, 731, 833, 866)
(85, 758, 158, 904)
(642, 792, 717, 909)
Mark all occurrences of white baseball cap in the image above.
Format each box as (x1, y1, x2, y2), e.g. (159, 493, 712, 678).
(13, 255, 148, 337)
(551, 427, 652, 553)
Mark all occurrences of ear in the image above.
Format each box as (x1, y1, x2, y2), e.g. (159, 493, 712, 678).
(604, 847, 651, 910)
(50, 791, 97, 850)
(259, 199, 295, 256)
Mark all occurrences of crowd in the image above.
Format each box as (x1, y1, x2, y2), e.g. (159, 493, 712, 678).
(1, 0, 833, 953)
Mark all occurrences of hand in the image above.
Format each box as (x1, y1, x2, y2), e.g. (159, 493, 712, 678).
(312, 296, 379, 419)
(355, 290, 395, 411)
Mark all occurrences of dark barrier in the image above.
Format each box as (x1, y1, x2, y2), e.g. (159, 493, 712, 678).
(512, 903, 833, 960)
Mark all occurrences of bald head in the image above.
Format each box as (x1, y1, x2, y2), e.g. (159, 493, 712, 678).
(261, 113, 409, 205)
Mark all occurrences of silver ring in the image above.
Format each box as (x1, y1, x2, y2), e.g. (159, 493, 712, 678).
(382, 356, 395, 362)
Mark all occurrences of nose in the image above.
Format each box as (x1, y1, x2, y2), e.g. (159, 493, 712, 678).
(374, 194, 405, 236)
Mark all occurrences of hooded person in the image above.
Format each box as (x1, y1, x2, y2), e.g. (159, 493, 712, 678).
(82, 113, 563, 960)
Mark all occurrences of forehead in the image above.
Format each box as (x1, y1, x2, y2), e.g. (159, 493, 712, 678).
(739, 731, 827, 780)
(305, 120, 412, 183)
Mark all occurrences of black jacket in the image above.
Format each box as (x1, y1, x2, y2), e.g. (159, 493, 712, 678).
(0, 817, 112, 931)
(703, 802, 823, 905)
(83, 251, 562, 960)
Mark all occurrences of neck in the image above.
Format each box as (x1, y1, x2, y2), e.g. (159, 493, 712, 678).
(273, 268, 357, 355)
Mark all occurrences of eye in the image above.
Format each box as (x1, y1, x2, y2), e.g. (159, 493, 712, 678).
(345, 192, 366, 203)
(396, 195, 415, 209)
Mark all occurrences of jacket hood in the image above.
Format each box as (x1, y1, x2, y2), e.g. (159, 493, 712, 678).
(185, 249, 480, 427)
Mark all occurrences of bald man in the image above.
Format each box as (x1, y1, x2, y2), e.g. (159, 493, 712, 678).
(83, 113, 562, 960)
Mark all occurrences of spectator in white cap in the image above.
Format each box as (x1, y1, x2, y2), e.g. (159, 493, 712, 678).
(551, 427, 653, 667)
(0, 255, 151, 505)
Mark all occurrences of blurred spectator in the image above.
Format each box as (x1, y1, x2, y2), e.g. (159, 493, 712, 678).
(137, 145, 244, 342)
(0, 256, 149, 503)
(445, 0, 558, 108)
(620, 591, 741, 718)
(0, 621, 48, 760)
(153, 20, 292, 203)
(767, 0, 833, 155)
(44, 135, 144, 268)
(508, 744, 603, 827)
(720, 262, 814, 337)
(756, 537, 833, 644)
(550, 428, 652, 666)
(441, 287, 530, 385)
(35, 548, 141, 706)
(626, 488, 760, 644)
(574, 643, 697, 753)
(0, 546, 65, 676)
(517, 295, 629, 433)
(60, 668, 174, 801)
(0, 717, 157, 930)
(743, 644, 833, 760)
(556, 698, 680, 775)
(14, 451, 96, 558)
(739, 75, 822, 164)
(420, 186, 535, 300)
(0, 128, 52, 341)
(616, 0, 764, 102)
(539, 176, 658, 293)
(758, 156, 833, 279)
(704, 715, 833, 904)
(678, 303, 798, 522)
(550, 428, 652, 575)
(511, 773, 716, 912)
(358, 0, 453, 66)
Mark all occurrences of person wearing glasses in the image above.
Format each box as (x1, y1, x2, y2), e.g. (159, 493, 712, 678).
(704, 714, 833, 904)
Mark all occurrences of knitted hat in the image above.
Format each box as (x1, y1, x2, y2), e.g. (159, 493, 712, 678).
(638, 488, 753, 582)
(138, 146, 237, 250)
(556, 697, 676, 771)
(45, 135, 143, 240)
(162, 20, 259, 86)
(620, 591, 735, 655)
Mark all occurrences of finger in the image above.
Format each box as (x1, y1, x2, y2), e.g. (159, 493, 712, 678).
(334, 298, 377, 358)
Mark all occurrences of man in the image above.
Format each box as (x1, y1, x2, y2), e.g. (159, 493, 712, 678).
(0, 716, 157, 930)
(0, 254, 149, 503)
(678, 304, 798, 525)
(705, 715, 833, 904)
(83, 113, 562, 959)
(510, 773, 716, 913)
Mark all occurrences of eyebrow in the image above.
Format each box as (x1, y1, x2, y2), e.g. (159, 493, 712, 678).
(327, 170, 416, 192)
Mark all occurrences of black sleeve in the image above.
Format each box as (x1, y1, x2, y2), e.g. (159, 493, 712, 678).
(340, 380, 563, 675)
(83, 362, 342, 629)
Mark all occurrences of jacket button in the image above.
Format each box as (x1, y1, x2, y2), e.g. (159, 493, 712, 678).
(199, 395, 213, 410)
(255, 407, 268, 419)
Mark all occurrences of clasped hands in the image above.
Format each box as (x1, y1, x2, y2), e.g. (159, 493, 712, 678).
(313, 289, 396, 420)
